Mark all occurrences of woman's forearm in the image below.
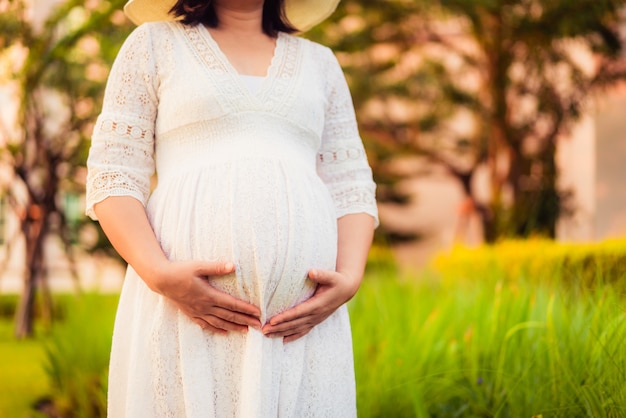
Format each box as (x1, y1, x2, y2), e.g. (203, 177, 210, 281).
(93, 196, 169, 292)
(335, 213, 376, 297)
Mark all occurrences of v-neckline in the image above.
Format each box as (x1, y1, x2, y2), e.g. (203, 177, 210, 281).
(179, 22, 302, 114)
(197, 24, 284, 100)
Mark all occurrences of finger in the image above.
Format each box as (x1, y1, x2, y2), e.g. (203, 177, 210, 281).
(219, 294, 262, 318)
(266, 323, 315, 339)
(209, 306, 262, 329)
(203, 315, 250, 334)
(268, 295, 325, 325)
(263, 314, 315, 335)
(268, 303, 309, 326)
(283, 330, 312, 343)
(307, 269, 337, 285)
(192, 317, 227, 335)
(200, 286, 262, 318)
(196, 261, 236, 277)
(265, 308, 334, 336)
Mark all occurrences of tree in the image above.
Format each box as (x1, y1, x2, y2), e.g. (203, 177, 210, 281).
(308, 0, 626, 242)
(0, 0, 131, 338)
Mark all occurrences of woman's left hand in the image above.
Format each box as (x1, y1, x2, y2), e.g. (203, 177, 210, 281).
(261, 269, 360, 343)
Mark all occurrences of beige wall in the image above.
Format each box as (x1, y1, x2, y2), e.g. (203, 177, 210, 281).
(556, 115, 596, 241)
(594, 86, 626, 239)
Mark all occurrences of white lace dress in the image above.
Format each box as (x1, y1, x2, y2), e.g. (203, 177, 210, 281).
(86, 21, 378, 418)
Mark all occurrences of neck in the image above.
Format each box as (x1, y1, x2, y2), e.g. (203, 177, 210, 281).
(213, 0, 265, 35)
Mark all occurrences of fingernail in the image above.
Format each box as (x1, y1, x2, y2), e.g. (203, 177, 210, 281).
(225, 262, 234, 270)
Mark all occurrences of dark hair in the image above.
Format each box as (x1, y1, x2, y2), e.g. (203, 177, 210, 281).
(169, 0, 298, 37)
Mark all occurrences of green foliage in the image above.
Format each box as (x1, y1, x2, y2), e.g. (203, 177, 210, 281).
(366, 243, 401, 273)
(0, 294, 117, 417)
(433, 239, 626, 293)
(353, 245, 626, 417)
(432, 0, 625, 240)
(40, 295, 117, 418)
(0, 319, 47, 417)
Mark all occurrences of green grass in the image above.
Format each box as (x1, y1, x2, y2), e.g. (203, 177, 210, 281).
(0, 320, 48, 417)
(0, 294, 118, 418)
(42, 294, 117, 418)
(0, 241, 625, 417)
(351, 264, 626, 417)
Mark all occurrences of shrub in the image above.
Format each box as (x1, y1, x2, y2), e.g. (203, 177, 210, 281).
(432, 239, 626, 292)
(42, 294, 117, 418)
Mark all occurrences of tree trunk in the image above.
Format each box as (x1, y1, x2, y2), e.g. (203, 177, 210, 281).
(14, 203, 47, 339)
(510, 140, 559, 238)
(482, 11, 510, 243)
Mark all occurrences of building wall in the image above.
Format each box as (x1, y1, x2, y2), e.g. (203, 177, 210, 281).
(594, 85, 626, 238)
(556, 115, 596, 241)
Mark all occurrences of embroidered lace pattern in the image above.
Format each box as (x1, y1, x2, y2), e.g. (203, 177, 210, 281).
(86, 25, 159, 219)
(85, 21, 377, 418)
(315, 46, 378, 223)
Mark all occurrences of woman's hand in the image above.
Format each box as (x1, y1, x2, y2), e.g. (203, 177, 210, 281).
(154, 260, 262, 335)
(93, 197, 262, 335)
(261, 269, 360, 343)
(263, 213, 375, 343)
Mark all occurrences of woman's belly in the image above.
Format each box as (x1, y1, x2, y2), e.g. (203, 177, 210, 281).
(147, 159, 338, 321)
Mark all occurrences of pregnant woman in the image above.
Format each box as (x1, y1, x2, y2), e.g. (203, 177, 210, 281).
(86, 0, 378, 416)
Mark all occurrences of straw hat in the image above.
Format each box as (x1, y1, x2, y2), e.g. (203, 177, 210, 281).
(123, 0, 340, 32)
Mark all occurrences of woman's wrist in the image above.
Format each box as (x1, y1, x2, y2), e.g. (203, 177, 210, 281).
(337, 270, 363, 301)
(137, 258, 174, 295)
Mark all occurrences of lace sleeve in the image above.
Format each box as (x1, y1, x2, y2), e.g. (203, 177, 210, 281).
(316, 49, 379, 226)
(85, 24, 158, 220)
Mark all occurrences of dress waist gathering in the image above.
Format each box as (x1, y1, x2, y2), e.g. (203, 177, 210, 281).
(154, 114, 321, 177)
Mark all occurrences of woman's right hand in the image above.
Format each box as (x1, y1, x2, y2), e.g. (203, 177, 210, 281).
(93, 197, 261, 334)
(152, 260, 262, 335)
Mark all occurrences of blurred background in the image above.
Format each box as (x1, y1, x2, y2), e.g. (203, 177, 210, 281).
(1, 0, 625, 417)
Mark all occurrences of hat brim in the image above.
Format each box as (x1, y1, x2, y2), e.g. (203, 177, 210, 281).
(123, 0, 340, 32)
(285, 0, 340, 31)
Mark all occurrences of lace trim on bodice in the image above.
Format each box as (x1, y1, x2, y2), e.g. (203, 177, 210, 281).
(86, 22, 378, 225)
(181, 25, 241, 113)
(263, 34, 302, 114)
(181, 25, 303, 114)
